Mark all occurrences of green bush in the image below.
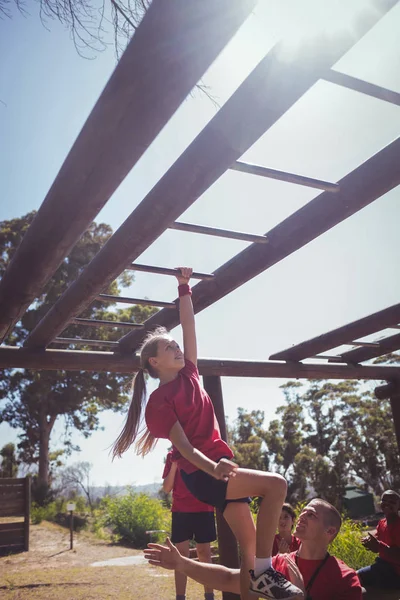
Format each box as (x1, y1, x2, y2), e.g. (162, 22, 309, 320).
(329, 518, 376, 571)
(31, 501, 58, 524)
(102, 490, 171, 548)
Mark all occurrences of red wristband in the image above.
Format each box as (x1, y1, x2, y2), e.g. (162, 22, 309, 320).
(178, 284, 192, 297)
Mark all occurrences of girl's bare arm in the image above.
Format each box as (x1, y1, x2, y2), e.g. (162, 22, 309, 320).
(169, 421, 237, 481)
(162, 460, 177, 493)
(175, 267, 197, 366)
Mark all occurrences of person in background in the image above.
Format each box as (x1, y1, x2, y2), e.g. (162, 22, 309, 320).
(358, 489, 400, 590)
(272, 503, 301, 556)
(145, 498, 363, 600)
(163, 451, 216, 600)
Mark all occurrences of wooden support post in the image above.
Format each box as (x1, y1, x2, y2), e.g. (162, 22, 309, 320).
(24, 476, 31, 551)
(375, 381, 400, 455)
(203, 375, 240, 600)
(389, 394, 400, 456)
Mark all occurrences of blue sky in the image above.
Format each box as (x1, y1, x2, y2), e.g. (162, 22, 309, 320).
(1, 0, 400, 487)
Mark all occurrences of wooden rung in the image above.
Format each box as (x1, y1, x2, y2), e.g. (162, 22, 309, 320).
(127, 264, 214, 280)
(169, 221, 268, 244)
(348, 341, 380, 348)
(71, 318, 144, 329)
(97, 294, 175, 308)
(323, 70, 400, 107)
(53, 338, 119, 347)
(230, 161, 340, 192)
(311, 355, 344, 361)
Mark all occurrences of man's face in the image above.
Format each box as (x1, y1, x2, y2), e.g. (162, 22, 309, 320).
(294, 502, 331, 543)
(380, 493, 400, 517)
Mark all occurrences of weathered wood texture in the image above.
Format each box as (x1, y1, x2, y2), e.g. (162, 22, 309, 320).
(1, 346, 400, 380)
(203, 375, 240, 600)
(0, 477, 30, 552)
(0, 0, 254, 343)
(121, 137, 400, 352)
(270, 302, 400, 361)
(24, 0, 398, 350)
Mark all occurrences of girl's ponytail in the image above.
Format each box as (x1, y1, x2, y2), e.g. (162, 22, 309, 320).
(112, 326, 169, 460)
(112, 369, 147, 459)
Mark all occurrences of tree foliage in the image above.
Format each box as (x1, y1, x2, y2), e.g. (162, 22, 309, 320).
(0, 442, 19, 478)
(0, 212, 158, 498)
(1, 0, 150, 59)
(102, 490, 170, 548)
(229, 369, 400, 508)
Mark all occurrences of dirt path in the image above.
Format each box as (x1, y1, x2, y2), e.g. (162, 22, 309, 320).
(0, 521, 143, 573)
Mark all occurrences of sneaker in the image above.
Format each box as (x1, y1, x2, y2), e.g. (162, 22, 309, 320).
(249, 567, 304, 599)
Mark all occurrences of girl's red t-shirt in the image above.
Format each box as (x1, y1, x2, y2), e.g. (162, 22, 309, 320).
(145, 360, 233, 474)
(162, 452, 214, 513)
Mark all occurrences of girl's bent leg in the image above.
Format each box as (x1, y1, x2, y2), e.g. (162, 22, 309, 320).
(226, 468, 287, 559)
(223, 502, 256, 600)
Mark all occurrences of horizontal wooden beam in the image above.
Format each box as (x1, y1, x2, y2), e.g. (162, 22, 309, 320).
(126, 264, 214, 280)
(330, 333, 400, 364)
(71, 318, 143, 329)
(324, 70, 400, 106)
(348, 341, 380, 348)
(270, 301, 400, 361)
(375, 381, 400, 400)
(1, 346, 400, 380)
(169, 221, 268, 244)
(120, 137, 400, 352)
(0, 0, 253, 344)
(24, 2, 397, 350)
(53, 338, 119, 347)
(97, 294, 175, 308)
(230, 161, 339, 192)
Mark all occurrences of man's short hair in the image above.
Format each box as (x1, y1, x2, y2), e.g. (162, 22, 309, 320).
(382, 490, 400, 501)
(309, 499, 342, 535)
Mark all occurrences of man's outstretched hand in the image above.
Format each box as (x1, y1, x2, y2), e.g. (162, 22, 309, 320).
(144, 537, 183, 571)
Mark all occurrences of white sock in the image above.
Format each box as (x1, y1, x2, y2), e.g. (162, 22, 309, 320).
(254, 557, 272, 577)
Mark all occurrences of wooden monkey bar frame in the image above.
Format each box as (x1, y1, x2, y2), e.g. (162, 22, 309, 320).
(1, 3, 400, 593)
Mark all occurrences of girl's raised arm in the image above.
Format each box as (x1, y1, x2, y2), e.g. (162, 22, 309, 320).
(175, 267, 197, 366)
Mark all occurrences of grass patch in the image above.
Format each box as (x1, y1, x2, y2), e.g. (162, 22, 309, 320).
(329, 518, 376, 570)
(0, 565, 220, 600)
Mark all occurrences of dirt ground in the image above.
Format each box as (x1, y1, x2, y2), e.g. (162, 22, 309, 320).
(0, 522, 220, 600)
(0, 521, 143, 571)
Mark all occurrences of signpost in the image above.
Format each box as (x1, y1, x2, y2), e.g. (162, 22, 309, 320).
(66, 502, 76, 550)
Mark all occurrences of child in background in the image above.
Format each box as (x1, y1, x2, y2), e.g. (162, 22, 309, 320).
(113, 268, 303, 600)
(272, 503, 301, 556)
(163, 451, 216, 600)
(358, 489, 400, 590)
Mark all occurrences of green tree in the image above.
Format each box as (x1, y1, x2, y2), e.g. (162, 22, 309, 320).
(230, 367, 400, 506)
(0, 442, 19, 478)
(229, 408, 269, 471)
(266, 376, 400, 505)
(0, 212, 158, 501)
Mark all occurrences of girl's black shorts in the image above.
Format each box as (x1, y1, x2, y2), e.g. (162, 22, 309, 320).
(171, 511, 216, 544)
(181, 465, 251, 513)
